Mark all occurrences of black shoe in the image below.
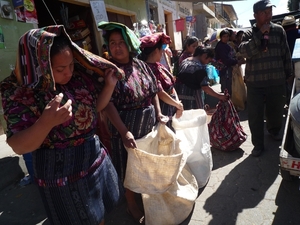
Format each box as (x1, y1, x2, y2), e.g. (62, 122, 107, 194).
(251, 147, 263, 157)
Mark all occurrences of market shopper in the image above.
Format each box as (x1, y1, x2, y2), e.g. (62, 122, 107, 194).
(238, 0, 293, 157)
(179, 36, 199, 65)
(175, 46, 228, 110)
(281, 15, 300, 56)
(215, 29, 243, 95)
(139, 32, 184, 129)
(98, 21, 168, 225)
(0, 25, 123, 225)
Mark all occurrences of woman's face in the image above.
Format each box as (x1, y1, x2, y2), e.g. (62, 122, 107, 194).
(221, 34, 229, 43)
(51, 46, 74, 85)
(230, 32, 236, 41)
(186, 41, 198, 54)
(199, 54, 212, 65)
(108, 31, 130, 64)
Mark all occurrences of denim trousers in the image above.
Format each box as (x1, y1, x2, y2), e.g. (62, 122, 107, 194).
(247, 84, 286, 148)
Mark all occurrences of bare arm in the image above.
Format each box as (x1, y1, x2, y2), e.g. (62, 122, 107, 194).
(151, 94, 169, 123)
(7, 93, 72, 155)
(157, 89, 183, 111)
(103, 102, 137, 149)
(96, 68, 118, 112)
(202, 86, 229, 102)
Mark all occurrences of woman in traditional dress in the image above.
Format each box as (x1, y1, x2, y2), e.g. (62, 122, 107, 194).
(98, 21, 168, 224)
(176, 46, 229, 110)
(0, 25, 123, 225)
(139, 32, 183, 129)
(179, 36, 199, 65)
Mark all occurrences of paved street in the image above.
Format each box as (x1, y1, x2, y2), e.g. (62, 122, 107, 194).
(0, 106, 300, 225)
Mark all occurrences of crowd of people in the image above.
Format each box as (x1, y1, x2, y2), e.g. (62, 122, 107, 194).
(0, 0, 298, 224)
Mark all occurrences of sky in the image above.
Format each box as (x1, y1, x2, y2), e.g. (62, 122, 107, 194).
(217, 0, 290, 27)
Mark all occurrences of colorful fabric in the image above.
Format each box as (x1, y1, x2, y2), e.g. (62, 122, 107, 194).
(35, 136, 122, 224)
(108, 58, 159, 110)
(0, 25, 123, 224)
(208, 98, 247, 151)
(179, 51, 192, 65)
(5, 25, 123, 92)
(103, 57, 159, 182)
(140, 32, 171, 49)
(175, 58, 209, 110)
(98, 21, 141, 55)
(146, 62, 177, 128)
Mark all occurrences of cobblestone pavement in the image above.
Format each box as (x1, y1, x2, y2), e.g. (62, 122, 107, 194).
(0, 107, 300, 225)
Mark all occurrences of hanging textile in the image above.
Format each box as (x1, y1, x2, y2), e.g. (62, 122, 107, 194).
(175, 19, 185, 32)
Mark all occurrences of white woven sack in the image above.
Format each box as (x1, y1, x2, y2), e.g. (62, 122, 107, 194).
(124, 123, 187, 194)
(142, 165, 198, 225)
(172, 109, 213, 188)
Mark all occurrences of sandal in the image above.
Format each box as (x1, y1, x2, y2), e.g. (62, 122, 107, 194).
(126, 208, 145, 224)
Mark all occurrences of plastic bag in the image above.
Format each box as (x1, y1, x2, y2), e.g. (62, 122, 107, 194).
(206, 64, 220, 85)
(172, 109, 213, 188)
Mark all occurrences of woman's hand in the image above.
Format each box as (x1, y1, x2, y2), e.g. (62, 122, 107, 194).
(218, 93, 230, 102)
(175, 108, 183, 118)
(176, 101, 184, 111)
(41, 93, 72, 128)
(104, 68, 118, 87)
(157, 113, 169, 124)
(121, 131, 137, 149)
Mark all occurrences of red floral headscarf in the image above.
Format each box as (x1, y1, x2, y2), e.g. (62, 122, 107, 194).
(139, 32, 171, 50)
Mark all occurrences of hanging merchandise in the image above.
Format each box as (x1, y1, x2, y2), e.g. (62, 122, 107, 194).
(13, 0, 38, 23)
(175, 19, 185, 32)
(0, 1, 13, 20)
(0, 26, 4, 49)
(12, 0, 22, 8)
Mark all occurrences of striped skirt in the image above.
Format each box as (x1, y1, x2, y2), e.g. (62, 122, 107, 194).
(32, 135, 123, 225)
(108, 105, 156, 182)
(175, 82, 204, 110)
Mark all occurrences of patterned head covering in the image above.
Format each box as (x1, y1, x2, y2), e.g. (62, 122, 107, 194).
(1, 25, 124, 92)
(98, 21, 141, 55)
(139, 32, 171, 50)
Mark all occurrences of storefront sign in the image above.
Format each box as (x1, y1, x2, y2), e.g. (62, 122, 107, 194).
(90, 0, 108, 31)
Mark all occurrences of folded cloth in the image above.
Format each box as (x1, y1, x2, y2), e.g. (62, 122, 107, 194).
(98, 21, 141, 55)
(3, 25, 124, 92)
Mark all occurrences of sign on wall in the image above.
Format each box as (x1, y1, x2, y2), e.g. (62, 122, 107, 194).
(90, 0, 108, 31)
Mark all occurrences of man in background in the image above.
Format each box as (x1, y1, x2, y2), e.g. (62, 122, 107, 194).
(238, 0, 293, 157)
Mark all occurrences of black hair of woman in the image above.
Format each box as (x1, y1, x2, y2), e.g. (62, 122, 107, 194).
(193, 46, 214, 59)
(139, 40, 163, 61)
(219, 29, 230, 39)
(182, 36, 198, 51)
(236, 30, 244, 37)
(50, 36, 72, 59)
